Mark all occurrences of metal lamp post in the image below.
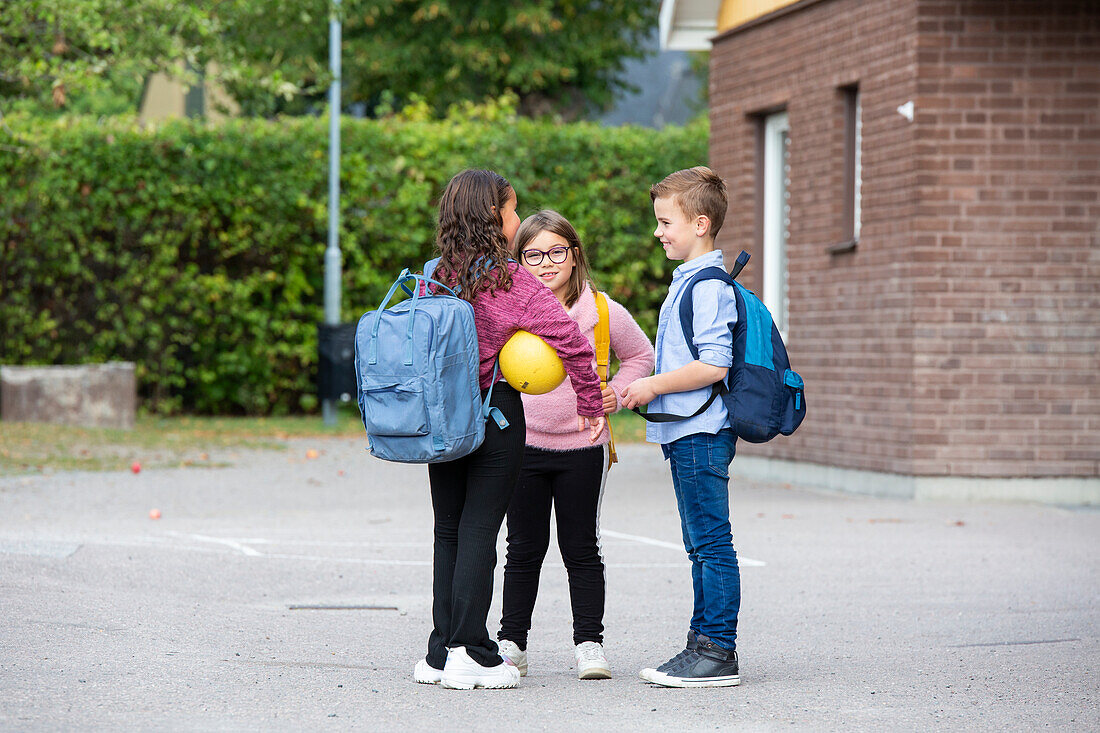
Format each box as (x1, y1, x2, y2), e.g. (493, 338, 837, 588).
(322, 0, 342, 427)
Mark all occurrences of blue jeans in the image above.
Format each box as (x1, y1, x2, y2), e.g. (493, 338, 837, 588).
(662, 429, 740, 651)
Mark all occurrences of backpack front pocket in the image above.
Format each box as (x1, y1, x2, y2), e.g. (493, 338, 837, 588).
(779, 369, 806, 435)
(360, 379, 430, 436)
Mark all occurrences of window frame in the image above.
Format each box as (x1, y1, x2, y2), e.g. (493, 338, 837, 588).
(762, 110, 790, 339)
(832, 84, 862, 255)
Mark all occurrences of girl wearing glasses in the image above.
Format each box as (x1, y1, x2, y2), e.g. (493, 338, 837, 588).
(496, 210, 654, 681)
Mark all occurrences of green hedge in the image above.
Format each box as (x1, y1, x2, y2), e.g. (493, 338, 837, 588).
(0, 111, 707, 414)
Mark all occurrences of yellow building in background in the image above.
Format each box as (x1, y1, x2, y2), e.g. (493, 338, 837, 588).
(718, 0, 803, 29)
(661, 0, 806, 48)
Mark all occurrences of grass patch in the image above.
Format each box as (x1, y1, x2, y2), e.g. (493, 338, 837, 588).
(0, 410, 364, 477)
(0, 406, 649, 477)
(609, 408, 647, 444)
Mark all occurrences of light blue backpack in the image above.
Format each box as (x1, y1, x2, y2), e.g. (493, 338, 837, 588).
(353, 264, 508, 463)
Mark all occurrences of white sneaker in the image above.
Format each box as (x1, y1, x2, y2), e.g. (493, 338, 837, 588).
(440, 646, 520, 690)
(575, 641, 611, 680)
(497, 639, 528, 676)
(413, 658, 443, 685)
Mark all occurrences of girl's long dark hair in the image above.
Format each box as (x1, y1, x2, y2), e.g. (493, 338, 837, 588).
(432, 169, 514, 301)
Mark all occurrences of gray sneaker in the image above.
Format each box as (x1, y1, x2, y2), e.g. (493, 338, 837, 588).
(642, 639, 740, 688)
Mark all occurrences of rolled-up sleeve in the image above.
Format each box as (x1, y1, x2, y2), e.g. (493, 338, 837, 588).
(691, 280, 736, 368)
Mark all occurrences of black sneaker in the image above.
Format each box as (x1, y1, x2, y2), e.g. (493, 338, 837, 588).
(654, 630, 699, 674)
(641, 638, 740, 688)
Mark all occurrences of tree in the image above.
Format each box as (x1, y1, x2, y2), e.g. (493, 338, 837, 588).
(0, 1, 659, 121)
(0, 0, 324, 118)
(338, 0, 657, 118)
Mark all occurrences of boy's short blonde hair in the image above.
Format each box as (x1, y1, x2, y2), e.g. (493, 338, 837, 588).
(650, 166, 728, 238)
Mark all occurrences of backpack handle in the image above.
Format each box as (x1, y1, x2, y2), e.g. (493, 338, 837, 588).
(400, 261, 459, 299)
(367, 268, 458, 365)
(729, 250, 750, 280)
(399, 274, 460, 300)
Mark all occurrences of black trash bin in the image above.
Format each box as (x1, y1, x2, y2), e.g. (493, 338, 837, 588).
(318, 323, 358, 403)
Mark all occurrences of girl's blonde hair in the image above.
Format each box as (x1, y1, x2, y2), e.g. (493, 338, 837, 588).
(512, 210, 593, 308)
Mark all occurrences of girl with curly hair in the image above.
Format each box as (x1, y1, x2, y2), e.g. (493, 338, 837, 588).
(414, 169, 605, 690)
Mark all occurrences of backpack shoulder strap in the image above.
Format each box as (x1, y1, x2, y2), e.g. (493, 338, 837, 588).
(630, 261, 742, 424)
(592, 289, 617, 467)
(593, 290, 611, 385)
(677, 266, 738, 360)
(633, 268, 734, 422)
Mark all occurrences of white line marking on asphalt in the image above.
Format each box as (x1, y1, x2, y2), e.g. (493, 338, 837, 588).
(182, 532, 263, 557)
(259, 554, 695, 569)
(24, 530, 763, 569)
(602, 529, 766, 567)
(231, 538, 428, 548)
(264, 552, 431, 566)
(601, 529, 684, 551)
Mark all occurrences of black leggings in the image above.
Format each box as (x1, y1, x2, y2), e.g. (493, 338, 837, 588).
(425, 383, 526, 669)
(499, 445, 608, 648)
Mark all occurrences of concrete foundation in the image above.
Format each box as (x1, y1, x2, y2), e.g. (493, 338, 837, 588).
(734, 455, 1100, 506)
(0, 362, 136, 430)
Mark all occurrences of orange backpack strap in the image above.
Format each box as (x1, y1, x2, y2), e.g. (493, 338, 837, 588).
(593, 290, 617, 468)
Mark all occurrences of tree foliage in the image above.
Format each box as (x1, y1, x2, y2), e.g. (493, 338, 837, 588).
(0, 1, 659, 119)
(338, 0, 657, 117)
(0, 0, 326, 116)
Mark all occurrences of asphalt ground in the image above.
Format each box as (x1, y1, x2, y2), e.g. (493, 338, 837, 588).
(1, 438, 1097, 731)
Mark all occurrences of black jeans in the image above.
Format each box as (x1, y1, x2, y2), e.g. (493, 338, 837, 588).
(499, 445, 608, 648)
(425, 383, 525, 669)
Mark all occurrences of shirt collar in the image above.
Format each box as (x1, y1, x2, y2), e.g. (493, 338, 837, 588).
(671, 249, 725, 281)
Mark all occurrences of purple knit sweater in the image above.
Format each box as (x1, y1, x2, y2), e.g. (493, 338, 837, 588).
(523, 283, 655, 450)
(443, 262, 604, 418)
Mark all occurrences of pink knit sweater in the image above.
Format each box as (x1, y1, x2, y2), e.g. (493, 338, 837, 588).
(440, 262, 604, 418)
(523, 283, 655, 450)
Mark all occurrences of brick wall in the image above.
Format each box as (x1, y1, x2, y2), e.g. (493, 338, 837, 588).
(710, 0, 1099, 478)
(710, 0, 922, 474)
(911, 0, 1099, 477)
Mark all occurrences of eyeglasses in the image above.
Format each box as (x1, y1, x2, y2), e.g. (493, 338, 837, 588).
(521, 246, 572, 266)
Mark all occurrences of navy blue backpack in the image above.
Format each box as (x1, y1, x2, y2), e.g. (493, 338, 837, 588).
(636, 251, 806, 443)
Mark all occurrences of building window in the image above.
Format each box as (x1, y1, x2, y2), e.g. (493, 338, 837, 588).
(762, 110, 790, 337)
(843, 85, 862, 244)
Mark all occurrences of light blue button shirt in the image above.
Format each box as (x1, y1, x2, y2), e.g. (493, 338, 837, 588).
(646, 249, 738, 446)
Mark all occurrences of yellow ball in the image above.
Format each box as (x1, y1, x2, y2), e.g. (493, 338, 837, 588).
(499, 330, 566, 395)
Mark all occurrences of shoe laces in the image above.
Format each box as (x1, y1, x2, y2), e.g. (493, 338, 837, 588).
(577, 642, 605, 661)
(662, 649, 693, 668)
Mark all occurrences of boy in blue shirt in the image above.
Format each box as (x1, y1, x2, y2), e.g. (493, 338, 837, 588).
(621, 166, 741, 688)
